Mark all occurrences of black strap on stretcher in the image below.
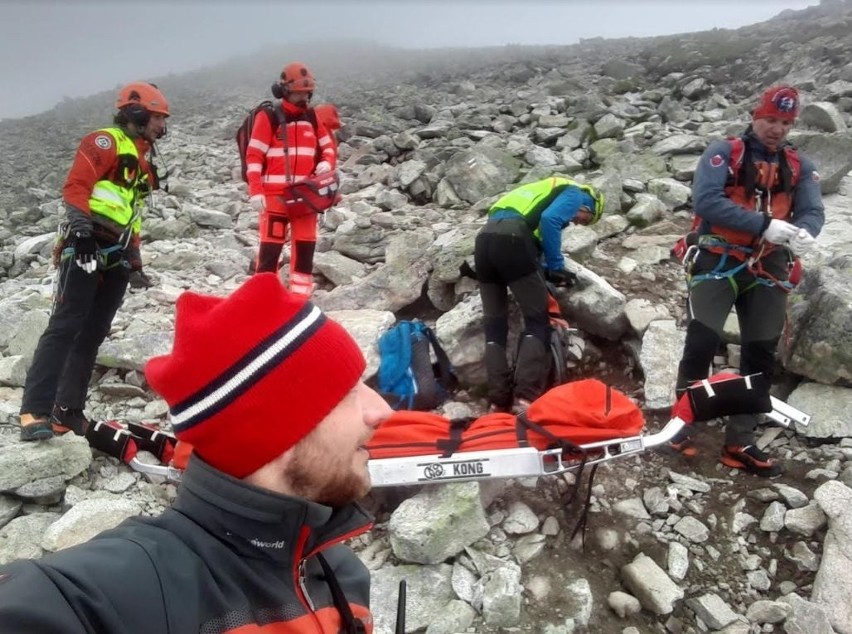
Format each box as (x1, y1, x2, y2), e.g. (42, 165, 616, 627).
(85, 420, 176, 466)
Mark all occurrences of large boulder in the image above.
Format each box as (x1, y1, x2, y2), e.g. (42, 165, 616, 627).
(781, 254, 852, 386)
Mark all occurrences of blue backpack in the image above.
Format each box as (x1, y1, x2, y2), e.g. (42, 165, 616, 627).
(377, 320, 457, 411)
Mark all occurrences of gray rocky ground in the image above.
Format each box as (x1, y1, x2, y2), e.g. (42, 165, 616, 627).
(2, 1, 852, 632)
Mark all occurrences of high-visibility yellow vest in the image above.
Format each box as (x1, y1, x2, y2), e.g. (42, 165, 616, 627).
(88, 128, 147, 234)
(488, 177, 603, 238)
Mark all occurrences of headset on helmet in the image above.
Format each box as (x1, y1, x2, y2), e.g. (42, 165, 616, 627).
(116, 82, 170, 127)
(271, 62, 316, 99)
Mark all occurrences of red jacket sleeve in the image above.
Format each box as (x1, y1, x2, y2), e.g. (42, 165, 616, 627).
(246, 113, 273, 198)
(62, 131, 118, 214)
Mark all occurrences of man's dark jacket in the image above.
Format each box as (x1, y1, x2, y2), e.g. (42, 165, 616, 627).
(0, 455, 373, 633)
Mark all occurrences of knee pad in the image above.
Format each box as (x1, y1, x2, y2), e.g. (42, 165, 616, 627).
(740, 339, 779, 376)
(293, 241, 316, 275)
(679, 320, 720, 383)
(522, 319, 550, 346)
(484, 342, 512, 408)
(514, 334, 549, 401)
(256, 242, 283, 273)
(483, 317, 508, 347)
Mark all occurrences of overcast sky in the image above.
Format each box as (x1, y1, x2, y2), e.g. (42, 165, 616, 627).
(1, 0, 819, 120)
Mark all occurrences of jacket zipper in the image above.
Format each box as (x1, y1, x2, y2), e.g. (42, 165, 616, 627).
(293, 526, 323, 632)
(298, 560, 315, 611)
(292, 521, 374, 632)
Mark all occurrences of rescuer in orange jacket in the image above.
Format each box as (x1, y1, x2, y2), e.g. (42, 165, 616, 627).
(246, 62, 337, 296)
(19, 82, 168, 442)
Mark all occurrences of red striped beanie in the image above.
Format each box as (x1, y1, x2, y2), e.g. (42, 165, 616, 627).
(144, 273, 366, 478)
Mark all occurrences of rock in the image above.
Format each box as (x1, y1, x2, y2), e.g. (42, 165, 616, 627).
(0, 435, 92, 492)
(685, 593, 742, 630)
(621, 552, 684, 615)
(41, 498, 142, 552)
(388, 483, 489, 564)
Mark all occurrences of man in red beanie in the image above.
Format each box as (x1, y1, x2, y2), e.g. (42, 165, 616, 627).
(0, 274, 392, 633)
(668, 85, 824, 476)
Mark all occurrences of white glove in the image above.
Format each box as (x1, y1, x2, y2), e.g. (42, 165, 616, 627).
(314, 161, 331, 175)
(763, 219, 797, 245)
(788, 228, 816, 257)
(249, 195, 265, 214)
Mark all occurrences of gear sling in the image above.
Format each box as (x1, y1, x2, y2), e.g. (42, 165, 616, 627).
(673, 136, 803, 292)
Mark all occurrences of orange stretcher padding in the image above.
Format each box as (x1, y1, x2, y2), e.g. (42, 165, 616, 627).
(366, 379, 645, 460)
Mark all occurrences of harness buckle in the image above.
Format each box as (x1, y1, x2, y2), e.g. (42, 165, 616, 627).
(682, 244, 699, 273)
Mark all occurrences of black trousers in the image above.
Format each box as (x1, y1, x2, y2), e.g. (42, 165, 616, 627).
(474, 218, 550, 406)
(21, 254, 129, 416)
(677, 248, 789, 446)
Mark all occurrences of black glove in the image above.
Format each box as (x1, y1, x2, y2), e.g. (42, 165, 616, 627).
(128, 269, 154, 289)
(459, 260, 478, 280)
(545, 268, 578, 288)
(71, 231, 97, 273)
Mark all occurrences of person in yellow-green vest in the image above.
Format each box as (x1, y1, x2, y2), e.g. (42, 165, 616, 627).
(474, 176, 604, 413)
(19, 82, 170, 441)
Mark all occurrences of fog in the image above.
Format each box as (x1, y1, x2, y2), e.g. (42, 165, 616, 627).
(0, 0, 819, 120)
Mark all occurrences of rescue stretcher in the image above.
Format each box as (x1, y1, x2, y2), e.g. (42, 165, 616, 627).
(123, 372, 810, 486)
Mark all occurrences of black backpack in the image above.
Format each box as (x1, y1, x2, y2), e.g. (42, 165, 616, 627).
(235, 101, 319, 183)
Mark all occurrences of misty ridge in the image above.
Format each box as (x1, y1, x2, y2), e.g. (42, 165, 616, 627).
(1, 0, 850, 133)
(1, 0, 851, 239)
(2, 0, 852, 262)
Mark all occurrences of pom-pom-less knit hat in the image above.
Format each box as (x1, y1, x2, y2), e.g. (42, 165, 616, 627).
(752, 85, 799, 122)
(144, 273, 366, 478)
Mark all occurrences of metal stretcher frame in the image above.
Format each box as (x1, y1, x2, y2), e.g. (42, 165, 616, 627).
(127, 395, 810, 486)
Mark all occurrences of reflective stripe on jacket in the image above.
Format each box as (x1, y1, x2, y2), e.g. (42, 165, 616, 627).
(489, 176, 574, 234)
(246, 101, 337, 198)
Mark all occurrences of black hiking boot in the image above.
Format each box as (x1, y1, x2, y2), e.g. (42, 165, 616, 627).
(720, 445, 782, 478)
(667, 437, 698, 458)
(51, 405, 91, 437)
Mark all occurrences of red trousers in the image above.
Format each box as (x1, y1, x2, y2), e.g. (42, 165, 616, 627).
(255, 199, 317, 297)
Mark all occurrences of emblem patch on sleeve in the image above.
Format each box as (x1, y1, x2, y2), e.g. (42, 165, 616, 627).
(812, 171, 820, 182)
(94, 135, 113, 150)
(709, 154, 725, 168)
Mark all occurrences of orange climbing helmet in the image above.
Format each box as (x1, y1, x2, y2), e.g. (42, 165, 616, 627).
(115, 82, 170, 116)
(280, 62, 316, 93)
